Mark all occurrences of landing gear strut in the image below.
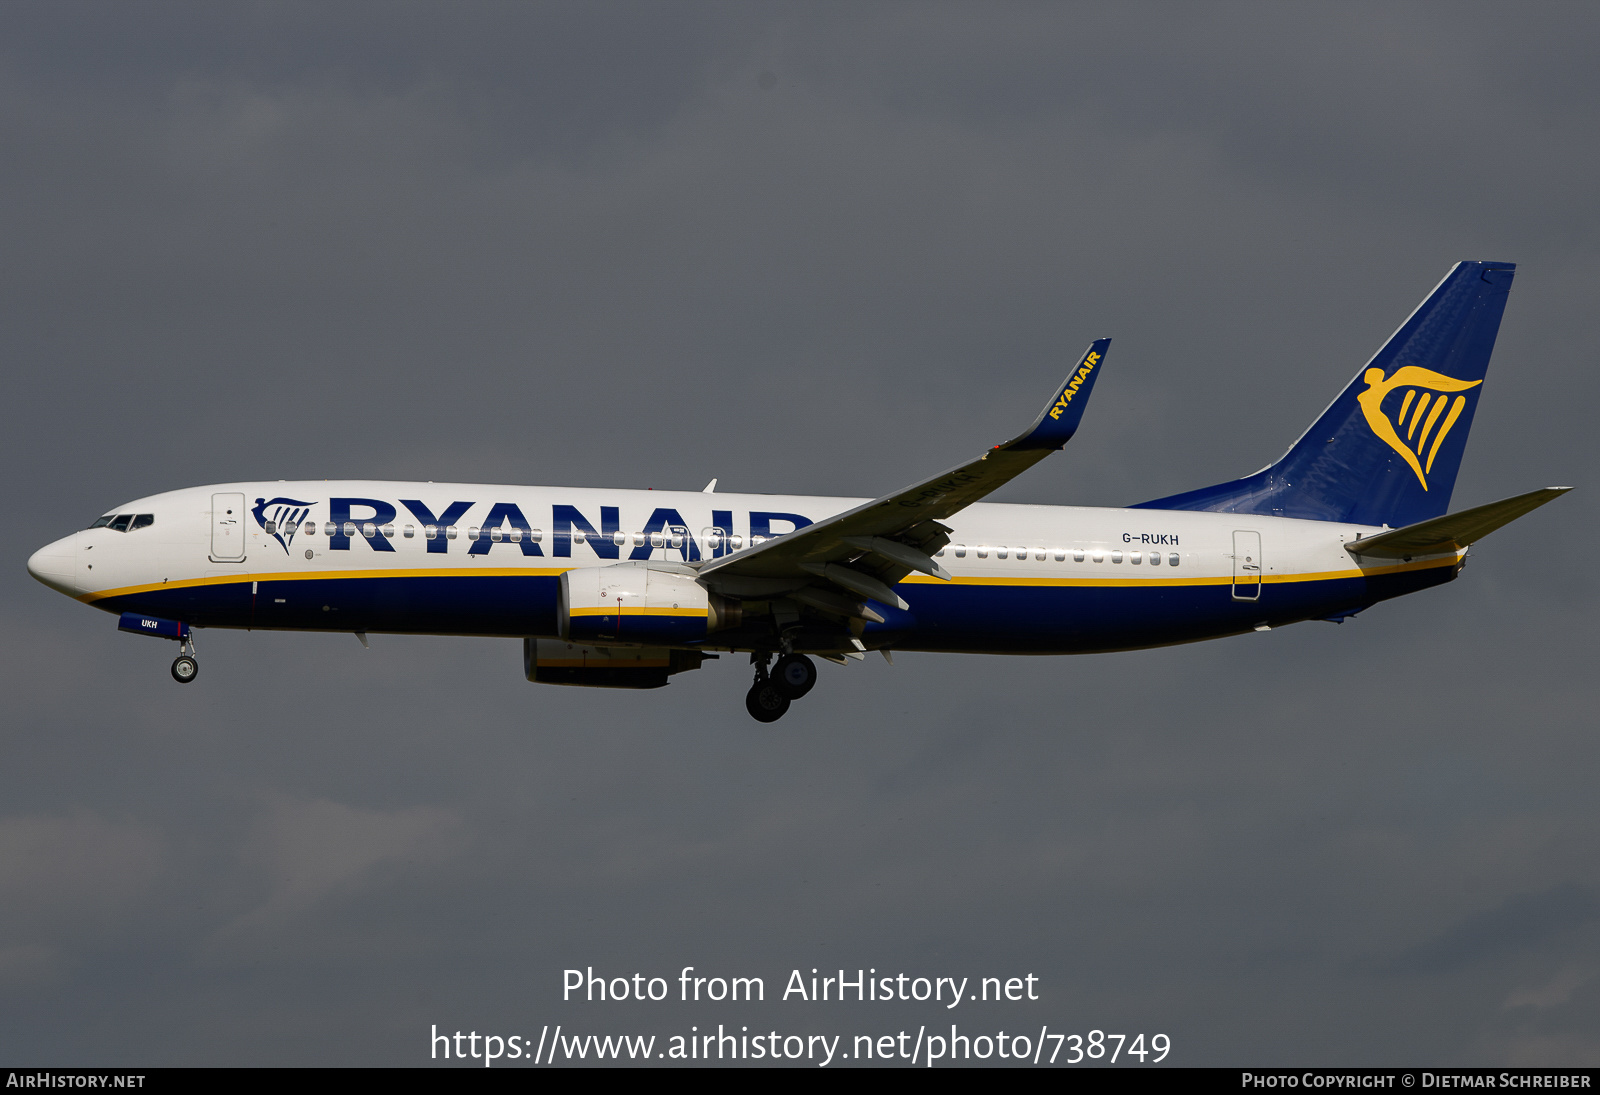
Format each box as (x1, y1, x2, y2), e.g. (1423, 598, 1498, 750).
(744, 652, 819, 722)
(745, 652, 788, 722)
(170, 633, 199, 684)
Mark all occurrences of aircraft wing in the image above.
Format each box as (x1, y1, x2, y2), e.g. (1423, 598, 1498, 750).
(698, 339, 1110, 609)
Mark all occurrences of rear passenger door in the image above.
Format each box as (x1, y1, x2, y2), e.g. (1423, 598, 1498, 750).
(1231, 530, 1261, 601)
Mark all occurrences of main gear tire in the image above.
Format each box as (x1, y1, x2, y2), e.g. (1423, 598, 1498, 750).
(745, 682, 790, 722)
(771, 653, 817, 699)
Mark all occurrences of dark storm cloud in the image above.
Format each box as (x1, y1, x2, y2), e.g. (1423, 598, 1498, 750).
(2, 0, 1597, 1066)
(1389, 885, 1600, 976)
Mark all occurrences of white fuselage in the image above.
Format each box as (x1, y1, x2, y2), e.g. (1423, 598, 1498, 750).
(28, 481, 1460, 655)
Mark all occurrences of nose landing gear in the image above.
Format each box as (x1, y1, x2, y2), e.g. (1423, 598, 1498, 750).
(170, 633, 199, 684)
(743, 652, 818, 722)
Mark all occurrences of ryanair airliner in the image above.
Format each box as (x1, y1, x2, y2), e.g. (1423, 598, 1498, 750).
(28, 261, 1568, 721)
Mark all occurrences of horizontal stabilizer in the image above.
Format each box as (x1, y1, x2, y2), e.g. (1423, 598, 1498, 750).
(1346, 486, 1570, 558)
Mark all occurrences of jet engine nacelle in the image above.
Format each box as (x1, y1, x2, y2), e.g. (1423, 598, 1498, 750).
(558, 562, 740, 647)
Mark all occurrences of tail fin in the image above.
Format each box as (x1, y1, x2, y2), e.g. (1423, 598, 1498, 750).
(1133, 260, 1516, 526)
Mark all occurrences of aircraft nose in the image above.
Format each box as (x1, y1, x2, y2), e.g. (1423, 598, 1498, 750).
(27, 533, 80, 596)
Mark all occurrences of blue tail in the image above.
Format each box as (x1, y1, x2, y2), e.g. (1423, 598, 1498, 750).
(1132, 260, 1516, 527)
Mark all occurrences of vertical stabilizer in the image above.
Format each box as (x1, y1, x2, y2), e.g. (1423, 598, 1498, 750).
(1133, 261, 1515, 527)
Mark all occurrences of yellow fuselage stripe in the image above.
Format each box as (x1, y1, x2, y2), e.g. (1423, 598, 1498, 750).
(900, 554, 1457, 587)
(569, 606, 707, 618)
(78, 553, 1457, 604)
(79, 566, 572, 603)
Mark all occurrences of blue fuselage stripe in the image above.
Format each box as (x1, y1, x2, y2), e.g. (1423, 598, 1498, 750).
(88, 566, 1456, 654)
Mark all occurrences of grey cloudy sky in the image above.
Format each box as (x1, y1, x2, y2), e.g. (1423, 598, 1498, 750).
(2, 1, 1596, 1066)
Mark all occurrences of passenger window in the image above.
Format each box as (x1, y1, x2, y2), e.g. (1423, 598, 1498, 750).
(1149, 551, 1161, 566)
(1073, 550, 1085, 562)
(1092, 550, 1104, 563)
(529, 529, 542, 543)
(403, 525, 415, 538)
(446, 525, 459, 540)
(509, 528, 523, 543)
(1169, 553, 1180, 567)
(424, 525, 438, 539)
(302, 522, 315, 536)
(489, 527, 503, 542)
(325, 522, 337, 536)
(731, 535, 744, 549)
(997, 546, 1008, 559)
(284, 521, 297, 535)
(572, 531, 586, 545)
(953, 545, 966, 558)
(342, 522, 357, 537)
(1130, 551, 1142, 564)
(109, 514, 133, 532)
(649, 532, 665, 548)
(613, 531, 627, 546)
(1112, 550, 1123, 563)
(263, 520, 277, 534)
(87, 515, 113, 529)
(467, 527, 480, 541)
(976, 546, 988, 558)
(935, 547, 945, 557)
(131, 514, 154, 530)
(381, 523, 394, 538)
(1054, 549, 1065, 561)
(362, 522, 376, 539)
(1034, 549, 1045, 560)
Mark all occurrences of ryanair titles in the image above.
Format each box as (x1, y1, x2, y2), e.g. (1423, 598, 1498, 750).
(1047, 351, 1100, 420)
(254, 497, 813, 562)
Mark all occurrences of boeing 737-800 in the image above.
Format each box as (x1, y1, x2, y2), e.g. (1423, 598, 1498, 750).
(28, 261, 1568, 720)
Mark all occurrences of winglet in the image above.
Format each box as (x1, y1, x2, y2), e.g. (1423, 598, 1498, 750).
(1003, 338, 1111, 451)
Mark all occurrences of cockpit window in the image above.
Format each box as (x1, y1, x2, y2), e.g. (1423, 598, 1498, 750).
(89, 513, 154, 532)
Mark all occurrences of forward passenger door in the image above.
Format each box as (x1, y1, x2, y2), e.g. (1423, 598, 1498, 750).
(211, 493, 247, 562)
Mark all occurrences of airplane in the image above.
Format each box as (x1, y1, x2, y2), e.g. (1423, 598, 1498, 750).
(27, 260, 1569, 722)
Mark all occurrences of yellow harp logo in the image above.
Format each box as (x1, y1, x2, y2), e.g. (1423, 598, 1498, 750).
(1356, 367, 1482, 491)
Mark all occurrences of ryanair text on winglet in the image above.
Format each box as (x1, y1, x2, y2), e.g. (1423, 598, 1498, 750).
(1047, 352, 1100, 419)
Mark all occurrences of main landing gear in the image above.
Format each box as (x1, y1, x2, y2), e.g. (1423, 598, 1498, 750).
(170, 634, 199, 684)
(744, 652, 818, 722)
